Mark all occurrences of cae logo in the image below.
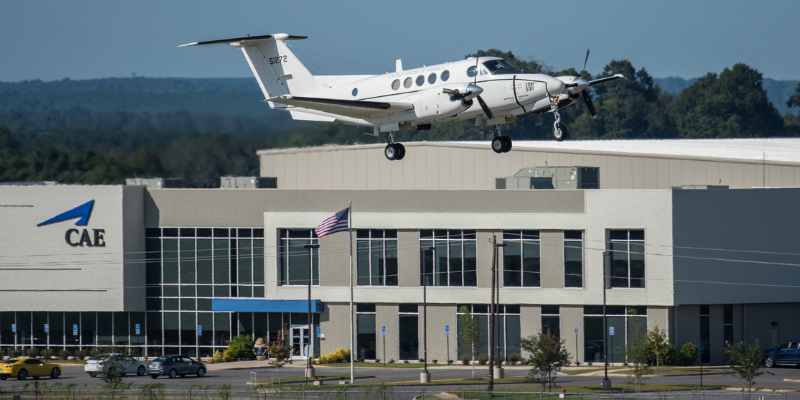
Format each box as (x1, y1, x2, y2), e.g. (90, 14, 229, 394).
(37, 200, 106, 247)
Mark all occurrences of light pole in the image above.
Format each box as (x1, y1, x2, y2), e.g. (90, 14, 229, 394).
(304, 243, 320, 383)
(601, 250, 612, 390)
(421, 247, 434, 383)
(489, 235, 506, 391)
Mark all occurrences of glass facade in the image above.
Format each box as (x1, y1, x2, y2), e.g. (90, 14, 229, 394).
(356, 304, 376, 360)
(278, 229, 319, 286)
(583, 306, 647, 363)
(723, 304, 734, 361)
(541, 305, 560, 338)
(398, 304, 418, 360)
(700, 305, 710, 363)
(456, 304, 521, 361)
(502, 230, 541, 287)
(564, 230, 583, 288)
(357, 230, 398, 286)
(420, 230, 477, 287)
(608, 230, 645, 288)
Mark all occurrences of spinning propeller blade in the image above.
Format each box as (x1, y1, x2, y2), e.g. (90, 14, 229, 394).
(582, 90, 596, 118)
(581, 49, 590, 79)
(476, 96, 494, 121)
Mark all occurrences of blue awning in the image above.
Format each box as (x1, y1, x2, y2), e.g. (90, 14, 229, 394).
(212, 299, 324, 313)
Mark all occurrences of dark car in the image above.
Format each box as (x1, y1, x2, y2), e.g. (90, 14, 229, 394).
(147, 355, 206, 379)
(763, 341, 800, 368)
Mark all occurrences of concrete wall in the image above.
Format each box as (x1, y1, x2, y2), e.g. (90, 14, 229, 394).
(258, 142, 800, 191)
(673, 189, 800, 305)
(319, 303, 352, 355)
(376, 304, 399, 362)
(561, 306, 583, 364)
(540, 230, 564, 289)
(0, 186, 143, 312)
(420, 304, 457, 363)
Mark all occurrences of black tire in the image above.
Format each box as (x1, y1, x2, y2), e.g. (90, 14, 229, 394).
(765, 356, 775, 368)
(137, 366, 146, 376)
(395, 143, 406, 160)
(197, 368, 205, 377)
(150, 375, 158, 379)
(501, 136, 512, 153)
(384, 144, 398, 161)
(18, 369, 27, 380)
(491, 137, 504, 153)
(33, 376, 39, 380)
(553, 124, 568, 141)
(168, 369, 177, 379)
(0, 376, 7, 380)
(90, 372, 98, 378)
(51, 368, 60, 379)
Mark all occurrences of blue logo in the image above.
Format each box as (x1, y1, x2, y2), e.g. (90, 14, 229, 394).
(38, 200, 95, 227)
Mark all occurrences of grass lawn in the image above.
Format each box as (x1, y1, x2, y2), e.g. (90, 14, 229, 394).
(254, 374, 373, 384)
(559, 367, 625, 375)
(560, 366, 725, 376)
(446, 384, 729, 399)
(318, 362, 443, 369)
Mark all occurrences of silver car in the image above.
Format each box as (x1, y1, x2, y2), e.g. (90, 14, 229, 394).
(85, 354, 146, 377)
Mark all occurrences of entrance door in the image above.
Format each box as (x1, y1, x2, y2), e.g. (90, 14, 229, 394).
(291, 325, 313, 360)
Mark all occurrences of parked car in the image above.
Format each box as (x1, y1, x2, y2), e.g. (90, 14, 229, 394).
(147, 355, 206, 379)
(85, 354, 146, 377)
(0, 358, 61, 380)
(763, 341, 800, 368)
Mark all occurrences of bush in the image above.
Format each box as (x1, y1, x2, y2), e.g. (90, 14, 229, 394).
(0, 349, 4, 359)
(418, 358, 425, 363)
(461, 354, 470, 365)
(509, 354, 521, 364)
(319, 348, 351, 364)
(478, 354, 488, 365)
(404, 360, 409, 364)
(375, 358, 381, 363)
(41, 349, 54, 360)
(388, 359, 395, 363)
(212, 350, 225, 363)
(225, 335, 255, 360)
(318, 355, 327, 364)
(679, 343, 699, 366)
(432, 359, 438, 364)
(26, 348, 39, 358)
(447, 359, 453, 365)
(59, 350, 70, 360)
(89, 348, 102, 358)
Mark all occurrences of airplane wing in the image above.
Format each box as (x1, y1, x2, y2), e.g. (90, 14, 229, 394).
(268, 95, 413, 119)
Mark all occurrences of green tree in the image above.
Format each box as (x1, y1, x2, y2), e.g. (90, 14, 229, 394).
(724, 339, 764, 400)
(787, 82, 800, 111)
(457, 305, 482, 379)
(672, 63, 784, 138)
(644, 324, 675, 367)
(520, 332, 570, 391)
(623, 316, 652, 393)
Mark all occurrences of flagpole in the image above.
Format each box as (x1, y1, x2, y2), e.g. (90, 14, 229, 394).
(348, 201, 354, 384)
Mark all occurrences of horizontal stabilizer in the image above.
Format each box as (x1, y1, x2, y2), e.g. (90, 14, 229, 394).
(179, 33, 307, 47)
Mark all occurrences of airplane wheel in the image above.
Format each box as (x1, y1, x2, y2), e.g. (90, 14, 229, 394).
(395, 143, 406, 160)
(491, 137, 504, 153)
(502, 136, 512, 153)
(553, 124, 568, 141)
(384, 144, 398, 161)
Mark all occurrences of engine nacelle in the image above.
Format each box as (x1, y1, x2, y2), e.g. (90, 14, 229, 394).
(412, 87, 471, 120)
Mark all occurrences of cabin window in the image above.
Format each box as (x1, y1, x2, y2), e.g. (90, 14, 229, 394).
(467, 66, 477, 78)
(404, 77, 413, 88)
(391, 79, 401, 91)
(441, 70, 450, 81)
(416, 75, 424, 86)
(352, 88, 358, 97)
(427, 73, 437, 84)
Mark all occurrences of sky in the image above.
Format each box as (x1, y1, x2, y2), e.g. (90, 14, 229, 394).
(1, 0, 798, 82)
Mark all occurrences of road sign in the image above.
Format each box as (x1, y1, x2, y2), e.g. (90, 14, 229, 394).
(574, 326, 579, 335)
(135, 324, 141, 335)
(609, 327, 615, 335)
(445, 325, 450, 336)
(317, 326, 322, 337)
(699, 345, 704, 354)
(11, 324, 15, 333)
(197, 325, 202, 336)
(381, 325, 386, 336)
(45, 324, 49, 333)
(73, 324, 78, 335)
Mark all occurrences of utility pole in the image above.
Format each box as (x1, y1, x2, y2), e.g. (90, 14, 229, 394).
(601, 251, 612, 390)
(303, 243, 319, 383)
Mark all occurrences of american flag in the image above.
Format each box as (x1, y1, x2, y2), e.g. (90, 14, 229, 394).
(315, 207, 350, 238)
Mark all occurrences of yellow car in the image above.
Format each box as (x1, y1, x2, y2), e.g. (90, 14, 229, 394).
(0, 358, 61, 380)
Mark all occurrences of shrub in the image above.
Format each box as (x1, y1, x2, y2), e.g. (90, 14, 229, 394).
(478, 354, 488, 365)
(318, 355, 328, 364)
(679, 343, 699, 366)
(404, 360, 409, 364)
(59, 350, 70, 360)
(375, 358, 381, 363)
(225, 335, 255, 361)
(418, 358, 425, 363)
(41, 349, 54, 360)
(509, 354, 521, 364)
(447, 359, 453, 365)
(75, 350, 88, 360)
(212, 350, 225, 363)
(26, 348, 39, 358)
(432, 359, 438, 364)
(461, 354, 470, 365)
(89, 348, 101, 358)
(388, 359, 395, 363)
(0, 349, 4, 359)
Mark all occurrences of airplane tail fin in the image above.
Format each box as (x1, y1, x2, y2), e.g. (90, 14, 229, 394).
(180, 33, 318, 106)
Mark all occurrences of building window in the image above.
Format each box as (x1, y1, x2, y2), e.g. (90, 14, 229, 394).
(356, 304, 376, 360)
(700, 305, 710, 363)
(457, 304, 521, 362)
(583, 306, 647, 363)
(724, 304, 734, 361)
(278, 229, 319, 286)
(357, 230, 398, 286)
(398, 304, 418, 360)
(564, 231, 583, 288)
(608, 229, 645, 288)
(541, 305, 560, 338)
(502, 230, 540, 287)
(420, 230, 477, 287)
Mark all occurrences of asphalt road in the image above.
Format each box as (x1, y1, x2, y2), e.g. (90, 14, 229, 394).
(2, 364, 800, 393)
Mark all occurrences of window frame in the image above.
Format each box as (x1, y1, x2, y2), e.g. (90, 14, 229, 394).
(278, 229, 320, 287)
(420, 230, 477, 287)
(502, 230, 541, 288)
(564, 230, 583, 288)
(607, 229, 645, 289)
(356, 229, 398, 286)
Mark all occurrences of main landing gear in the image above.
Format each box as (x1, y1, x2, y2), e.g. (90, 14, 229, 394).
(550, 95, 568, 142)
(491, 126, 512, 154)
(384, 132, 405, 161)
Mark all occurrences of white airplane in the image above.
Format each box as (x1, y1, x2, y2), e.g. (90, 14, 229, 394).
(180, 33, 623, 160)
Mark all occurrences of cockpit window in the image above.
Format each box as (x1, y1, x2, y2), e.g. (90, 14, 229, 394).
(482, 59, 518, 74)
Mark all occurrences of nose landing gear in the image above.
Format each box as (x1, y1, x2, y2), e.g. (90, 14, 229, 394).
(550, 95, 568, 142)
(491, 125, 512, 154)
(384, 132, 406, 161)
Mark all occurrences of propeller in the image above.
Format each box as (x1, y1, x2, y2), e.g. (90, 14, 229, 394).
(579, 49, 597, 118)
(470, 56, 494, 120)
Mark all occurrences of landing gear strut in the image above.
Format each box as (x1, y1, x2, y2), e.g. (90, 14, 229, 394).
(550, 95, 568, 142)
(384, 132, 405, 161)
(491, 125, 512, 154)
